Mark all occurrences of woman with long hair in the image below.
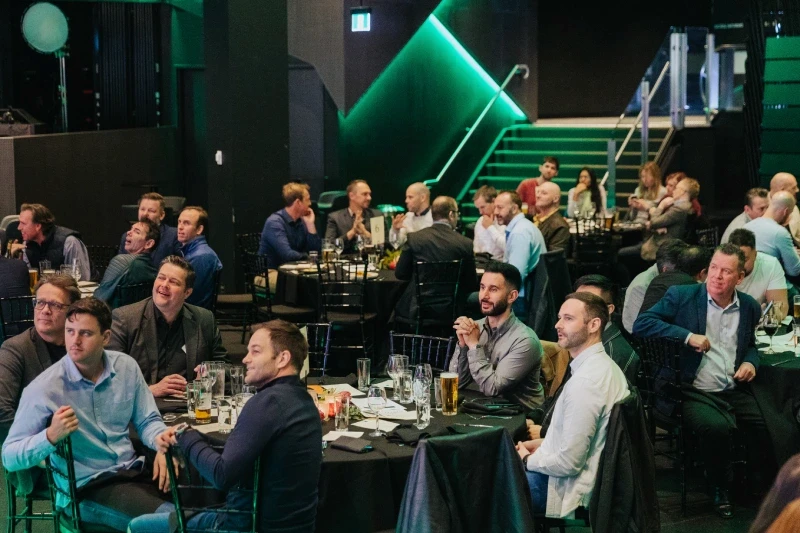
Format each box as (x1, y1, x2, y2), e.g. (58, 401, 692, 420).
(567, 167, 607, 218)
(627, 162, 667, 223)
(751, 455, 800, 533)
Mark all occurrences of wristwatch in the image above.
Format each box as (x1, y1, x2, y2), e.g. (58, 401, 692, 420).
(173, 422, 191, 438)
(521, 453, 531, 466)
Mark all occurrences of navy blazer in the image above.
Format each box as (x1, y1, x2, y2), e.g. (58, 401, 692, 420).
(632, 283, 760, 383)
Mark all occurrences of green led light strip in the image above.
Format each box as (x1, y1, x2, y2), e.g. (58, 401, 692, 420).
(428, 14, 525, 118)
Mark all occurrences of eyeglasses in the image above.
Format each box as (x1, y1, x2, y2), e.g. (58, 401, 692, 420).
(34, 299, 70, 312)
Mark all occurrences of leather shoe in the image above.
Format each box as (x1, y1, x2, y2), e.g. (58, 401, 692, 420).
(713, 487, 733, 519)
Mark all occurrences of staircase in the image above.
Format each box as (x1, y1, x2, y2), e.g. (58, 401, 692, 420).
(458, 124, 668, 225)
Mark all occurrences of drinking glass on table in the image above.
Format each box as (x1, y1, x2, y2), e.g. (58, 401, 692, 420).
(218, 400, 233, 434)
(367, 386, 387, 437)
(357, 358, 371, 391)
(400, 370, 413, 404)
(229, 365, 245, 398)
(763, 312, 780, 354)
(71, 260, 82, 282)
(186, 381, 198, 420)
(194, 379, 212, 424)
(28, 269, 38, 294)
(413, 378, 430, 430)
(334, 238, 344, 261)
(414, 363, 433, 387)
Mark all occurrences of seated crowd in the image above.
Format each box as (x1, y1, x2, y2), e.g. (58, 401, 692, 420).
(1, 162, 799, 532)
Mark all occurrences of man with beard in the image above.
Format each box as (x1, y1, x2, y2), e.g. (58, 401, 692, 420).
(448, 261, 544, 410)
(517, 292, 629, 518)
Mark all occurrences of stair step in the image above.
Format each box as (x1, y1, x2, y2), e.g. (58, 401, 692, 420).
(492, 150, 656, 165)
(483, 163, 642, 177)
(505, 126, 670, 139)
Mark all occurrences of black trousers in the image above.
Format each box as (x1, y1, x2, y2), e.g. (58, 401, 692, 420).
(681, 385, 769, 489)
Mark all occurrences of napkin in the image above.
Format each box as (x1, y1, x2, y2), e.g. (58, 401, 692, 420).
(386, 424, 450, 446)
(323, 431, 364, 442)
(460, 400, 521, 416)
(352, 419, 399, 432)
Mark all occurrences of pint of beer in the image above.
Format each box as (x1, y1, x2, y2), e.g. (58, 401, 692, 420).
(322, 249, 335, 263)
(194, 380, 212, 424)
(440, 372, 458, 416)
(28, 269, 38, 294)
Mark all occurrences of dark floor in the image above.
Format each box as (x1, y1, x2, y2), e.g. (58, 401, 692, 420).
(0, 325, 761, 532)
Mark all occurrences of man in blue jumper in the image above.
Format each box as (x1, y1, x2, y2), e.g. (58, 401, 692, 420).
(128, 319, 322, 533)
(177, 206, 222, 309)
(258, 182, 321, 269)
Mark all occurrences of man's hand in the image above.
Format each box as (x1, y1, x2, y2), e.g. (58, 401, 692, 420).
(688, 334, 710, 353)
(516, 439, 543, 460)
(154, 427, 179, 454)
(9, 241, 25, 259)
(46, 406, 78, 445)
(453, 317, 479, 349)
(392, 213, 406, 230)
(657, 196, 675, 211)
(149, 374, 188, 398)
(152, 452, 180, 493)
(301, 208, 316, 232)
(480, 214, 494, 229)
(526, 419, 542, 440)
(734, 362, 756, 382)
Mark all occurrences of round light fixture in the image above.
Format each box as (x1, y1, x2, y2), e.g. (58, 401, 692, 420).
(22, 2, 68, 54)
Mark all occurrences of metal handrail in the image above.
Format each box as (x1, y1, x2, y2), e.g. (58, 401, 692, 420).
(600, 61, 670, 186)
(423, 63, 529, 188)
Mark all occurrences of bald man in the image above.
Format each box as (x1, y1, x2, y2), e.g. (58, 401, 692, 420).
(744, 190, 800, 276)
(533, 181, 570, 252)
(770, 172, 800, 242)
(390, 182, 433, 248)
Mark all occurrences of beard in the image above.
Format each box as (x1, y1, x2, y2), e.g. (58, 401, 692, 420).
(557, 327, 590, 352)
(481, 298, 509, 317)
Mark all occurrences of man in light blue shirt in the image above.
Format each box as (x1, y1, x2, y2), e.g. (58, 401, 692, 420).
(494, 190, 546, 317)
(743, 190, 800, 277)
(2, 298, 170, 531)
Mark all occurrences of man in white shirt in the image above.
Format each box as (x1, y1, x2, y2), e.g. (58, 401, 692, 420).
(390, 182, 433, 248)
(622, 239, 687, 333)
(721, 188, 769, 244)
(769, 172, 800, 243)
(728, 228, 788, 314)
(517, 292, 629, 518)
(472, 185, 505, 259)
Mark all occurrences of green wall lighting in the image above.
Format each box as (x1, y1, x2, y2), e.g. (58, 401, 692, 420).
(428, 14, 525, 118)
(351, 8, 372, 32)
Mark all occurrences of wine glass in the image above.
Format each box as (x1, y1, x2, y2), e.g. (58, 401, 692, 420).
(199, 362, 217, 391)
(71, 260, 82, 282)
(367, 386, 387, 437)
(333, 238, 344, 261)
(389, 230, 399, 250)
(763, 312, 780, 354)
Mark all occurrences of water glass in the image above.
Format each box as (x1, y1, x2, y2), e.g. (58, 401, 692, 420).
(186, 381, 197, 420)
(434, 378, 443, 411)
(335, 395, 350, 431)
(415, 394, 431, 430)
(218, 401, 233, 434)
(357, 358, 371, 391)
(229, 365, 245, 398)
(194, 379, 212, 424)
(212, 363, 227, 399)
(308, 251, 319, 264)
(400, 370, 413, 404)
(38, 260, 51, 274)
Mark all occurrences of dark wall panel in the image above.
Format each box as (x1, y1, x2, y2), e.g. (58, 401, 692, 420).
(2, 128, 177, 245)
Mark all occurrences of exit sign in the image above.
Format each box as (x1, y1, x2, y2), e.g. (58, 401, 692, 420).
(351, 8, 371, 32)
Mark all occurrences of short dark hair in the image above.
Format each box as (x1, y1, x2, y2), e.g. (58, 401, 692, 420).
(473, 185, 498, 203)
(483, 261, 522, 292)
(20, 203, 55, 234)
(745, 187, 769, 207)
(498, 190, 523, 209)
(543, 156, 560, 171)
(180, 206, 208, 234)
(159, 255, 197, 289)
(136, 218, 162, 250)
(573, 274, 616, 306)
(346, 179, 368, 195)
(138, 192, 166, 213)
(34, 274, 81, 304)
(431, 196, 457, 221)
(253, 320, 308, 374)
(728, 228, 756, 249)
(66, 298, 112, 332)
(677, 246, 714, 278)
(564, 291, 609, 331)
(715, 243, 747, 273)
(656, 239, 688, 272)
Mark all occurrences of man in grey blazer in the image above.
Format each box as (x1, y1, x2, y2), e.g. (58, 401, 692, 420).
(108, 256, 227, 398)
(325, 179, 382, 253)
(0, 274, 81, 439)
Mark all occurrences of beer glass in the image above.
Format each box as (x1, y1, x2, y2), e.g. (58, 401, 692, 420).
(440, 373, 458, 416)
(793, 295, 800, 322)
(335, 395, 350, 431)
(356, 358, 371, 391)
(28, 269, 38, 294)
(194, 379, 212, 424)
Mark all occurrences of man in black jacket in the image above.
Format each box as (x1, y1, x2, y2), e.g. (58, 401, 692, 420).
(394, 196, 478, 325)
(130, 320, 322, 533)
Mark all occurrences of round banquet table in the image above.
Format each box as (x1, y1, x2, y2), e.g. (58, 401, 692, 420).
(154, 386, 527, 533)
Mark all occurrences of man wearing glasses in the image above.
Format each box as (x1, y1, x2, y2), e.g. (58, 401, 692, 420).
(0, 274, 81, 440)
(394, 196, 478, 326)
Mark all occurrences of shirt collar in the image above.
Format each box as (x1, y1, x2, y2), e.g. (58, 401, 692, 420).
(279, 208, 300, 225)
(432, 219, 451, 228)
(417, 206, 430, 217)
(257, 374, 302, 392)
(707, 290, 740, 312)
(534, 208, 558, 224)
(506, 213, 526, 232)
(481, 311, 517, 338)
(63, 351, 114, 385)
(569, 342, 605, 373)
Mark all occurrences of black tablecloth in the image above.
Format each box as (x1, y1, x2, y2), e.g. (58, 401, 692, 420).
(751, 351, 800, 465)
(156, 381, 526, 533)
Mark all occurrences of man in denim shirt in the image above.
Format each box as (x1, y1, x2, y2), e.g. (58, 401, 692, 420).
(177, 206, 222, 309)
(2, 298, 170, 531)
(258, 182, 321, 268)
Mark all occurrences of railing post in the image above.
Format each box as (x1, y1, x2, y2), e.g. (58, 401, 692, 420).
(705, 32, 718, 124)
(607, 139, 616, 210)
(670, 31, 687, 130)
(640, 80, 650, 166)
